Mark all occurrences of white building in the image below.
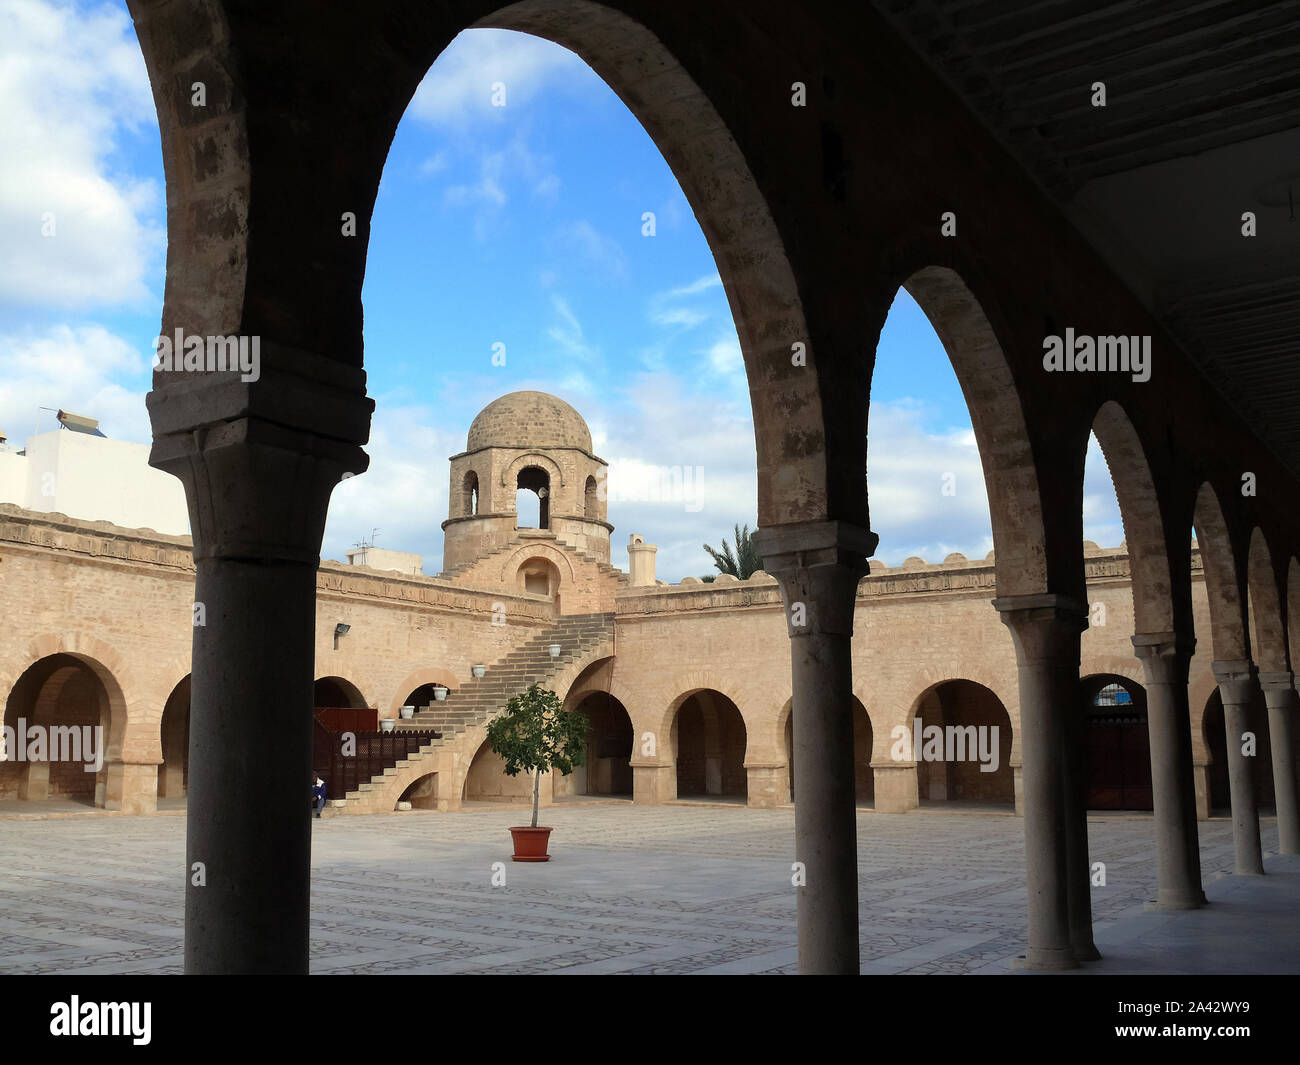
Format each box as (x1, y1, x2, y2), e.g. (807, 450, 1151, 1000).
(0, 418, 189, 536)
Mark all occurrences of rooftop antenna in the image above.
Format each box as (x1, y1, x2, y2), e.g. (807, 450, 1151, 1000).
(351, 528, 381, 550)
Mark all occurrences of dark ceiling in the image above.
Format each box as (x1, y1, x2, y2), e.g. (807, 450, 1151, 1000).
(871, 0, 1300, 474)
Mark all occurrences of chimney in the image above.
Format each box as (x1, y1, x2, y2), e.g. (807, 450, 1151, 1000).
(627, 533, 657, 586)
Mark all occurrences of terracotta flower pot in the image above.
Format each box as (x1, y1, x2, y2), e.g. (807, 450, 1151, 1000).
(509, 826, 553, 862)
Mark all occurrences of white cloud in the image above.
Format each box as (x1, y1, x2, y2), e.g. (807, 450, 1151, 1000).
(865, 401, 993, 565)
(408, 29, 588, 129)
(532, 173, 561, 201)
(664, 274, 722, 300)
(0, 0, 163, 309)
(551, 219, 626, 278)
(650, 307, 708, 329)
(705, 337, 742, 378)
(439, 127, 557, 238)
(0, 323, 151, 444)
(315, 375, 1120, 585)
(321, 402, 463, 571)
(647, 272, 726, 343)
(546, 295, 599, 363)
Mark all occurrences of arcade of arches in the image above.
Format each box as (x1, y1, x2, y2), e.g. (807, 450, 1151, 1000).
(14, 0, 1299, 976)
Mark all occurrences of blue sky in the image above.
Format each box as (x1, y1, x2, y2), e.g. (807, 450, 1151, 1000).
(0, 1, 1124, 580)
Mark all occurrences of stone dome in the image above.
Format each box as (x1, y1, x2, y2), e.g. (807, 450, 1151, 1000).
(466, 391, 593, 452)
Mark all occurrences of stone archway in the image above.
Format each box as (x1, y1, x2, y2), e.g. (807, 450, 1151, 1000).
(1202, 689, 1230, 816)
(900, 267, 1049, 598)
(1202, 682, 1275, 813)
(130, 0, 832, 972)
(782, 697, 873, 806)
(1194, 483, 1248, 662)
(389, 668, 460, 721)
(910, 680, 1014, 807)
(671, 690, 747, 802)
(463, 736, 542, 804)
(1090, 401, 1177, 635)
(158, 675, 191, 800)
(2, 653, 122, 808)
(1080, 674, 1152, 811)
(566, 691, 633, 796)
(517, 556, 561, 598)
(313, 676, 368, 709)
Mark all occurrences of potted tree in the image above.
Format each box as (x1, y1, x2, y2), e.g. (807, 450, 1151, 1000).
(485, 684, 588, 862)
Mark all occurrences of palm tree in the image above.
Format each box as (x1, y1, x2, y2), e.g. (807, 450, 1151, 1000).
(703, 523, 761, 579)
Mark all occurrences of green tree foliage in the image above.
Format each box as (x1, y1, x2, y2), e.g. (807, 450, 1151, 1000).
(485, 684, 589, 828)
(703, 523, 761, 579)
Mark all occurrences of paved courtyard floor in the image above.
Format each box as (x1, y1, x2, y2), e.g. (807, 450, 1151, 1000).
(0, 803, 1295, 974)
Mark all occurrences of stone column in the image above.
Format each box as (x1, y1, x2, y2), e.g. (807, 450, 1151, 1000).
(1061, 679, 1099, 961)
(756, 520, 875, 975)
(1192, 762, 1211, 821)
(992, 594, 1087, 971)
(150, 352, 371, 974)
(1212, 660, 1264, 875)
(1258, 671, 1300, 855)
(1133, 635, 1206, 906)
(631, 762, 674, 804)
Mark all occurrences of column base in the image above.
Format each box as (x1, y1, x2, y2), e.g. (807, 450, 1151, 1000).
(871, 763, 917, 813)
(632, 763, 674, 805)
(103, 761, 159, 814)
(1150, 889, 1208, 910)
(745, 764, 788, 807)
(1013, 946, 1079, 972)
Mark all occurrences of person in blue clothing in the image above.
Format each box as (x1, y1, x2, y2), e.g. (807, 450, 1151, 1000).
(311, 771, 327, 818)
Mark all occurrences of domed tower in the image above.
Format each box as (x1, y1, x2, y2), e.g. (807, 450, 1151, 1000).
(442, 391, 612, 572)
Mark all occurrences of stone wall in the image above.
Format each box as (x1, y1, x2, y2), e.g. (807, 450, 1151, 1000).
(0, 503, 1223, 817)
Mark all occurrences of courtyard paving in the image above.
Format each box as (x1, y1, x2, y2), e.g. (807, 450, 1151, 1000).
(0, 802, 1295, 975)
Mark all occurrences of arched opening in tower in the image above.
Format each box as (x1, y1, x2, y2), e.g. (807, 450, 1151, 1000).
(516, 466, 549, 530)
(463, 470, 479, 516)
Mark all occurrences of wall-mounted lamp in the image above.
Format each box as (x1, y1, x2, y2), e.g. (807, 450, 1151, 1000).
(333, 622, 351, 651)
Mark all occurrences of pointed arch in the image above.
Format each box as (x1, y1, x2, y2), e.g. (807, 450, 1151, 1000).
(900, 266, 1047, 596)
(1288, 558, 1300, 674)
(1246, 527, 1287, 672)
(1089, 400, 1174, 634)
(1193, 482, 1247, 662)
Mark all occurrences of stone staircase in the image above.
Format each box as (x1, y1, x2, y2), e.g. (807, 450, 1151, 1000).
(337, 612, 615, 808)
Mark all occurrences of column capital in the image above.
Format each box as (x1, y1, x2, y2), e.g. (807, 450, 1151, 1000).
(1257, 670, 1296, 695)
(1134, 632, 1196, 686)
(152, 416, 368, 564)
(992, 594, 1087, 663)
(147, 337, 374, 564)
(147, 335, 374, 443)
(753, 519, 878, 567)
(991, 592, 1089, 622)
(1212, 659, 1258, 705)
(755, 521, 875, 638)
